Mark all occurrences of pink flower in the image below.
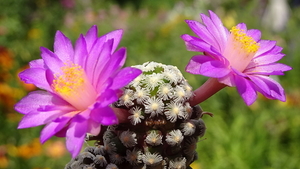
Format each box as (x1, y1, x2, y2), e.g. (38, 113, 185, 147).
(15, 25, 142, 158)
(182, 10, 292, 106)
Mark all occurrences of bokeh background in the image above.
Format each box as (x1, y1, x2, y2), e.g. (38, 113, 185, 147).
(1, 0, 300, 168)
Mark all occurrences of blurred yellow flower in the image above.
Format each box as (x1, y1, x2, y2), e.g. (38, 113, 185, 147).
(0, 156, 8, 169)
(45, 140, 67, 158)
(28, 28, 41, 40)
(222, 11, 237, 28)
(160, 14, 185, 36)
(279, 89, 300, 108)
(190, 161, 201, 169)
(0, 145, 8, 169)
(6, 144, 18, 157)
(17, 138, 42, 159)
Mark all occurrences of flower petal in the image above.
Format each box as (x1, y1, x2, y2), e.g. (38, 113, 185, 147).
(84, 38, 110, 82)
(40, 115, 71, 143)
(18, 110, 65, 129)
(255, 40, 277, 56)
(90, 106, 118, 126)
(102, 29, 123, 53)
(54, 126, 68, 137)
(186, 55, 229, 78)
(185, 20, 218, 49)
(73, 34, 88, 66)
(201, 13, 227, 51)
(110, 67, 142, 90)
(253, 75, 286, 101)
(40, 47, 64, 74)
(19, 68, 51, 91)
(249, 53, 285, 67)
(208, 10, 229, 42)
(85, 25, 98, 52)
(65, 110, 90, 158)
(15, 91, 70, 114)
(199, 61, 230, 78)
(92, 40, 115, 86)
(29, 59, 45, 68)
(186, 55, 213, 74)
(234, 75, 257, 105)
(95, 89, 118, 107)
(96, 47, 126, 89)
(87, 120, 101, 136)
(245, 63, 292, 75)
(66, 119, 87, 158)
(218, 73, 235, 86)
(54, 31, 74, 63)
(236, 23, 247, 31)
(181, 34, 214, 53)
(248, 75, 271, 95)
(246, 29, 261, 42)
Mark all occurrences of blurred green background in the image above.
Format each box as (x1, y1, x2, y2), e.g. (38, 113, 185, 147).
(0, 0, 299, 168)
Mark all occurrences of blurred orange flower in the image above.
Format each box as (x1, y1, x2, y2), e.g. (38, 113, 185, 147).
(16, 138, 42, 159)
(45, 140, 67, 158)
(0, 145, 8, 169)
(190, 161, 201, 169)
(0, 156, 8, 169)
(0, 46, 13, 73)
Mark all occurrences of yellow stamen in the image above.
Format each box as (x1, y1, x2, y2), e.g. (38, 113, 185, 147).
(230, 26, 259, 54)
(53, 63, 85, 96)
(52, 63, 97, 110)
(223, 26, 260, 72)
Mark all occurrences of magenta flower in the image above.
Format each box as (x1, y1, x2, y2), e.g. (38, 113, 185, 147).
(15, 25, 142, 158)
(182, 10, 292, 106)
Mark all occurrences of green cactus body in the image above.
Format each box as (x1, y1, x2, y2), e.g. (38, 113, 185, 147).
(65, 62, 206, 169)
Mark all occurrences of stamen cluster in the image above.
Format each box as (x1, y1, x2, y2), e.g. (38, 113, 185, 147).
(52, 63, 85, 96)
(230, 26, 259, 54)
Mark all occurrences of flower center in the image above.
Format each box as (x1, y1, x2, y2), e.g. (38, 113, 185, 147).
(223, 26, 260, 72)
(230, 26, 259, 53)
(52, 63, 97, 110)
(151, 103, 159, 111)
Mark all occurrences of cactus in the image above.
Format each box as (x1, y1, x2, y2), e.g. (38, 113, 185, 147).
(65, 62, 206, 169)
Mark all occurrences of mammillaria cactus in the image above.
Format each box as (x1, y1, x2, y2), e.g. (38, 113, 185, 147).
(65, 62, 207, 169)
(14, 9, 292, 169)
